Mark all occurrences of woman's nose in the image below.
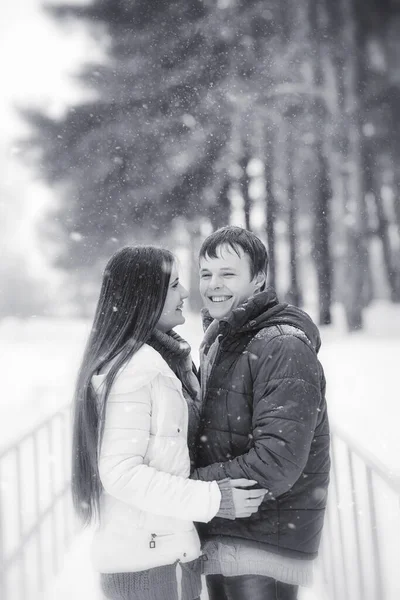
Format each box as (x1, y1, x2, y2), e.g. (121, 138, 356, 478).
(180, 284, 189, 299)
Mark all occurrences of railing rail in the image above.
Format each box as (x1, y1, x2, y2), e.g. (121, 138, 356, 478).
(1, 408, 399, 600)
(320, 425, 400, 600)
(0, 404, 77, 600)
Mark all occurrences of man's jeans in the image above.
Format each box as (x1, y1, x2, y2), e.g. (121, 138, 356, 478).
(206, 574, 298, 600)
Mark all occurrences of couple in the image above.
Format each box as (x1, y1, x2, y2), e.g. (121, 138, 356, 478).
(72, 226, 330, 600)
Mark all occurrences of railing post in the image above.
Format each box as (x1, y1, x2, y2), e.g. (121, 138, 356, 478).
(366, 466, 384, 600)
(47, 420, 58, 576)
(331, 438, 350, 600)
(0, 464, 6, 600)
(16, 446, 27, 600)
(348, 449, 364, 600)
(323, 507, 339, 600)
(61, 411, 70, 550)
(33, 430, 44, 594)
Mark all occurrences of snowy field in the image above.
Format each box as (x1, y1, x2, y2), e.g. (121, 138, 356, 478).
(1, 300, 399, 599)
(1, 301, 399, 467)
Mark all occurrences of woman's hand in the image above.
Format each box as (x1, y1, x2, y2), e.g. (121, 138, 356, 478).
(229, 478, 267, 519)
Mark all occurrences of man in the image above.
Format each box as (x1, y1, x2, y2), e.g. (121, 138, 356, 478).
(192, 226, 330, 600)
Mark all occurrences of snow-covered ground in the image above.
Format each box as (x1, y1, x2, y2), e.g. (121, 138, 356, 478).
(0, 317, 90, 449)
(1, 301, 399, 467)
(1, 300, 399, 599)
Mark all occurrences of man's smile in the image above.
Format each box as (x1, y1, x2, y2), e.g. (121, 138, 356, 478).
(208, 295, 233, 303)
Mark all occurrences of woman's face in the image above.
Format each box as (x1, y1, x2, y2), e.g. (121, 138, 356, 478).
(155, 262, 188, 332)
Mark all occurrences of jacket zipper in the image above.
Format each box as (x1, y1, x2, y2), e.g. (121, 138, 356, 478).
(149, 532, 176, 548)
(202, 336, 224, 403)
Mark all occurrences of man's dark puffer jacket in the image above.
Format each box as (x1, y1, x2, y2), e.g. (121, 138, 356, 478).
(193, 289, 330, 560)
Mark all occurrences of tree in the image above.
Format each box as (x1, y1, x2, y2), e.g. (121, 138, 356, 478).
(284, 107, 302, 307)
(23, 0, 400, 328)
(264, 126, 277, 290)
(309, 0, 333, 325)
(25, 0, 233, 270)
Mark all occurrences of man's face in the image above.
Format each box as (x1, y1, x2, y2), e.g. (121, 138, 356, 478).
(199, 244, 265, 320)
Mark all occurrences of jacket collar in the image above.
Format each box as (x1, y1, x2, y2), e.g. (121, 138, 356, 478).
(200, 287, 321, 352)
(201, 288, 284, 335)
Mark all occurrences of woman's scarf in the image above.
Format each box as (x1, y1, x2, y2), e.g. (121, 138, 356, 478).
(148, 329, 202, 468)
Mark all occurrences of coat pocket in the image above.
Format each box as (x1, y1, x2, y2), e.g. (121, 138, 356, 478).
(142, 511, 194, 535)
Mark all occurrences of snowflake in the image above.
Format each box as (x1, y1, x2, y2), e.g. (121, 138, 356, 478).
(70, 232, 83, 242)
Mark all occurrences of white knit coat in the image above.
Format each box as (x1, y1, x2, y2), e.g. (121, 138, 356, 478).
(91, 344, 221, 573)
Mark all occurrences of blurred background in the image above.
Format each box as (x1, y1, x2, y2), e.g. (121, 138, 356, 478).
(0, 1, 399, 599)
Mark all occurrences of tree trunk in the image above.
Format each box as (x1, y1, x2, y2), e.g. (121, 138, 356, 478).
(363, 145, 400, 301)
(393, 171, 400, 238)
(264, 130, 276, 290)
(341, 165, 366, 330)
(338, 0, 369, 330)
(187, 221, 204, 312)
(313, 141, 333, 324)
(309, 1, 333, 325)
(209, 178, 231, 230)
(374, 191, 400, 301)
(375, 195, 400, 302)
(239, 153, 252, 231)
(285, 121, 302, 307)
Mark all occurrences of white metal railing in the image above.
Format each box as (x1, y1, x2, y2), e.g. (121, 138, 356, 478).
(0, 405, 76, 600)
(1, 409, 399, 600)
(320, 426, 400, 600)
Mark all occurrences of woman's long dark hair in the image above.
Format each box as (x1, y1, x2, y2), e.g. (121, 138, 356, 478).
(71, 246, 174, 525)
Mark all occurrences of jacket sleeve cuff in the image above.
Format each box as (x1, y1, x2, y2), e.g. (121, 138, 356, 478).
(215, 478, 235, 520)
(191, 463, 229, 482)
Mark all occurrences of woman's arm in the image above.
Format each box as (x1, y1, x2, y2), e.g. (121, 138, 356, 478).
(99, 374, 222, 523)
(99, 372, 264, 522)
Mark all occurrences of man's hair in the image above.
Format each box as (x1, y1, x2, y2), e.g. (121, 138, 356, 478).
(199, 226, 268, 279)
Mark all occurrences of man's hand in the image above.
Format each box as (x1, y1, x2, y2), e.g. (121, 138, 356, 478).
(229, 478, 267, 519)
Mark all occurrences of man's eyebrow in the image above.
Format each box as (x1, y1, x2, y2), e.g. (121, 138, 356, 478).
(199, 266, 237, 273)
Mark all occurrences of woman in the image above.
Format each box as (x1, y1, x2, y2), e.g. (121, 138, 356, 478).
(71, 246, 265, 600)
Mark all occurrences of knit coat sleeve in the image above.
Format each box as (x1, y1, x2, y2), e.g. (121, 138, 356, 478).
(98, 369, 222, 523)
(191, 335, 322, 498)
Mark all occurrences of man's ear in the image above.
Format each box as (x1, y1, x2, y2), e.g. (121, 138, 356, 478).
(254, 272, 266, 292)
